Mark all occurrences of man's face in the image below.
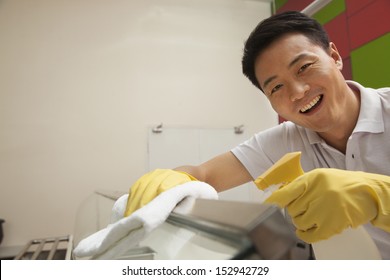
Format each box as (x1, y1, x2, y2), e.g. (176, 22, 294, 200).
(254, 33, 347, 133)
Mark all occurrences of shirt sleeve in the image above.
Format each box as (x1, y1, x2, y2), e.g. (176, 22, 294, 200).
(231, 122, 293, 179)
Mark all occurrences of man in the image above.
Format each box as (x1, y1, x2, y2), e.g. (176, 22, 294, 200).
(125, 11, 390, 259)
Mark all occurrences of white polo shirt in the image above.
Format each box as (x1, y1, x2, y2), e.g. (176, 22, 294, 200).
(231, 81, 390, 259)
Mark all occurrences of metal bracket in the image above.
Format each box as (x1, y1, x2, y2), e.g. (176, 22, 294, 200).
(152, 123, 163, 133)
(234, 125, 244, 134)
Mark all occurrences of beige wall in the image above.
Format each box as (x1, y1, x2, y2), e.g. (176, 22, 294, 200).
(0, 0, 275, 247)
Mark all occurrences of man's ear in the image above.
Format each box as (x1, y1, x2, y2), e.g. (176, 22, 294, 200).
(329, 42, 343, 70)
(336, 59, 343, 70)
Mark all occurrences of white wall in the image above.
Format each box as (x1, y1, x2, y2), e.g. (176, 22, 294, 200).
(0, 0, 276, 247)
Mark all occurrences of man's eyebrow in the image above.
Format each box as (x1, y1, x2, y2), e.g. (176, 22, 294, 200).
(288, 53, 309, 68)
(262, 75, 277, 90)
(262, 53, 310, 90)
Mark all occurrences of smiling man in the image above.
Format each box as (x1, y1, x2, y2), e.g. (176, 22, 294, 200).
(125, 11, 390, 259)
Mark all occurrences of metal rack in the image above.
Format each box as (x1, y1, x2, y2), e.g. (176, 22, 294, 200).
(14, 235, 73, 260)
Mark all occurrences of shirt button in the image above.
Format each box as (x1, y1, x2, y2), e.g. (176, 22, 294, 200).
(352, 154, 355, 159)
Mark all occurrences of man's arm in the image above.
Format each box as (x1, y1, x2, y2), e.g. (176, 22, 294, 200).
(175, 151, 253, 192)
(125, 151, 253, 216)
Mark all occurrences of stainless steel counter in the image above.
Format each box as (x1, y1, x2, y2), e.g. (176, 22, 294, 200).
(72, 190, 306, 260)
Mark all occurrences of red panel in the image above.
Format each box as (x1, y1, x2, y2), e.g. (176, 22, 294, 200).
(324, 12, 350, 58)
(348, 0, 390, 49)
(345, 0, 375, 17)
(277, 0, 313, 13)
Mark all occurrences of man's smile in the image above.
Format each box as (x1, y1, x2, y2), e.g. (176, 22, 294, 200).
(300, 95, 323, 113)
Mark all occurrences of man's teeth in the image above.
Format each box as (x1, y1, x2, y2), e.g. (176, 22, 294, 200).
(300, 95, 321, 113)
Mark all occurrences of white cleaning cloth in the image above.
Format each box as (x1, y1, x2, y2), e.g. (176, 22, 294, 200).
(73, 181, 218, 259)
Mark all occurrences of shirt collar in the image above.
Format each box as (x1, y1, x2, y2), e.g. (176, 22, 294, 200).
(306, 128, 323, 144)
(347, 81, 384, 134)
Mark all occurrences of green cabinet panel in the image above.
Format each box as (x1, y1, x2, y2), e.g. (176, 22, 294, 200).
(351, 33, 390, 88)
(313, 0, 345, 25)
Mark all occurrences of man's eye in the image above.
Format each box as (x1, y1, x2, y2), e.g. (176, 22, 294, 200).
(298, 63, 312, 74)
(270, 84, 283, 94)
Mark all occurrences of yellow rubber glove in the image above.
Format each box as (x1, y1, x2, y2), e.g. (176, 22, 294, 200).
(124, 169, 197, 217)
(266, 168, 390, 243)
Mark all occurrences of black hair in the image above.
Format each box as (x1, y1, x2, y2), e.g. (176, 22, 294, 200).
(242, 11, 330, 91)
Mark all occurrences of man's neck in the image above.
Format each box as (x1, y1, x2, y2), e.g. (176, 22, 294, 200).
(318, 132, 350, 154)
(318, 85, 361, 154)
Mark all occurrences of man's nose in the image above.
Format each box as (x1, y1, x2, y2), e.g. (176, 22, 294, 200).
(289, 81, 309, 102)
